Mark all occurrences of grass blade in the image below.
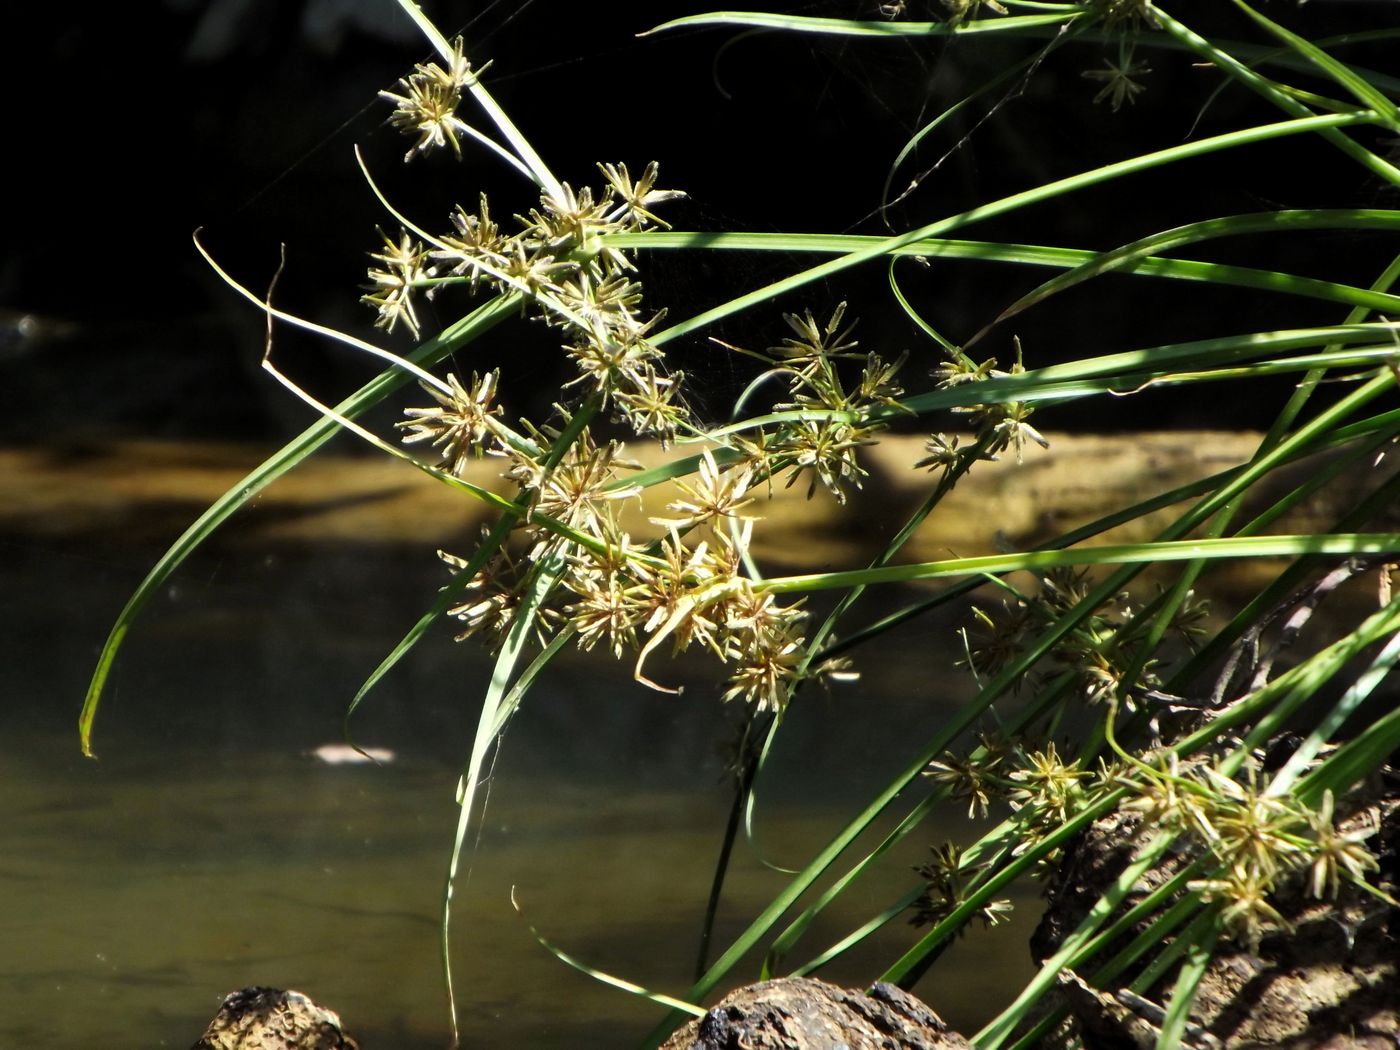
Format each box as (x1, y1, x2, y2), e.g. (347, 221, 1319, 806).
(643, 11, 1081, 39)
(79, 293, 518, 757)
(757, 534, 1400, 596)
(1231, 0, 1400, 125)
(511, 889, 706, 1017)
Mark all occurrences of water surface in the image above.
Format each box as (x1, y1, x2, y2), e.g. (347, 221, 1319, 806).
(3, 432, 1381, 1047)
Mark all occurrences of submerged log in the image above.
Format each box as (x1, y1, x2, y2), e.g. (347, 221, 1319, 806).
(660, 976, 973, 1050)
(191, 987, 359, 1050)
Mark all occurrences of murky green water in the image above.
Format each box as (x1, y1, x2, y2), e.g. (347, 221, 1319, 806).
(3, 737, 1041, 1048)
(8, 433, 1379, 1047)
(2, 471, 1037, 1048)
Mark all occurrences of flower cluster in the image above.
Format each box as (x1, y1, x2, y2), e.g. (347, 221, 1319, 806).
(1082, 55, 1151, 112)
(919, 724, 1390, 952)
(910, 840, 1014, 930)
(547, 486, 813, 711)
(717, 303, 909, 505)
(1081, 0, 1158, 30)
(924, 732, 1110, 868)
(397, 370, 503, 476)
(420, 414, 817, 711)
(362, 229, 438, 340)
(924, 731, 1009, 819)
(366, 158, 689, 444)
(368, 35, 844, 715)
(939, 0, 1008, 25)
(932, 337, 1048, 465)
(1119, 755, 1388, 952)
(379, 37, 480, 161)
(953, 567, 1212, 708)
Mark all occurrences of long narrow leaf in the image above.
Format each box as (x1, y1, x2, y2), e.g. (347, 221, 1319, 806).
(1155, 925, 1219, 1050)
(511, 889, 706, 1017)
(441, 551, 567, 1042)
(968, 209, 1400, 338)
(79, 293, 519, 757)
(1231, 0, 1400, 125)
(647, 112, 1376, 346)
(644, 10, 1080, 38)
(757, 534, 1400, 596)
(1155, 9, 1400, 189)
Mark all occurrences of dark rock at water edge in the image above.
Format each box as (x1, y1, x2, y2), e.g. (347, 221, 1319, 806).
(660, 976, 973, 1050)
(191, 987, 359, 1050)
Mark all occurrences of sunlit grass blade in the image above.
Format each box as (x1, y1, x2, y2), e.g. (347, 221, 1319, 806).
(998, 26, 1400, 98)
(1231, 0, 1400, 124)
(996, 867, 1210, 1050)
(1155, 8, 1400, 188)
(79, 293, 518, 757)
(887, 792, 1128, 992)
(800, 431, 995, 673)
(970, 209, 1400, 340)
(788, 885, 925, 979)
(768, 676, 1075, 977)
(510, 888, 706, 1017)
(393, 0, 563, 198)
(1112, 251, 1400, 697)
(639, 111, 1377, 345)
(757, 534, 1400, 597)
(441, 552, 567, 1043)
(643, 10, 1081, 39)
(973, 825, 1183, 1050)
(1170, 454, 1400, 694)
(1300, 698, 1400, 807)
(889, 258, 958, 354)
(775, 697, 1060, 977)
(1128, 907, 1218, 1009)
(891, 324, 1400, 418)
(610, 228, 1400, 322)
(1175, 597, 1400, 764)
(880, 37, 1068, 216)
(1267, 627, 1400, 797)
(343, 396, 601, 737)
(341, 515, 518, 742)
(684, 332, 1393, 445)
(1155, 925, 1218, 1050)
(764, 793, 943, 977)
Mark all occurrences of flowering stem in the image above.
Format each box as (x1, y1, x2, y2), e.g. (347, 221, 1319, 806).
(395, 0, 564, 198)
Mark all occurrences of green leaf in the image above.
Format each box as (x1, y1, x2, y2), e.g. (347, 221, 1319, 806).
(758, 534, 1400, 596)
(1155, 924, 1219, 1050)
(1231, 0, 1400, 126)
(643, 10, 1081, 39)
(79, 293, 518, 758)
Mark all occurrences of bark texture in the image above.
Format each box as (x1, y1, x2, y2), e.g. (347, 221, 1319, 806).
(660, 976, 973, 1050)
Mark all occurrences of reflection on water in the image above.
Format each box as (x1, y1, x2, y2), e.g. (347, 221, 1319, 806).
(2, 434, 1386, 1047)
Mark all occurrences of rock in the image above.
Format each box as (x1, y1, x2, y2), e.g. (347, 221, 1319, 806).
(191, 987, 359, 1050)
(660, 976, 973, 1050)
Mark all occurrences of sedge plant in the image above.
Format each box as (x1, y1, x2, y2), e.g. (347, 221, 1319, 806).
(83, 1, 1400, 1047)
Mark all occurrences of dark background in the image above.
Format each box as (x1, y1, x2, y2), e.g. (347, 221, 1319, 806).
(4, 0, 1398, 444)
